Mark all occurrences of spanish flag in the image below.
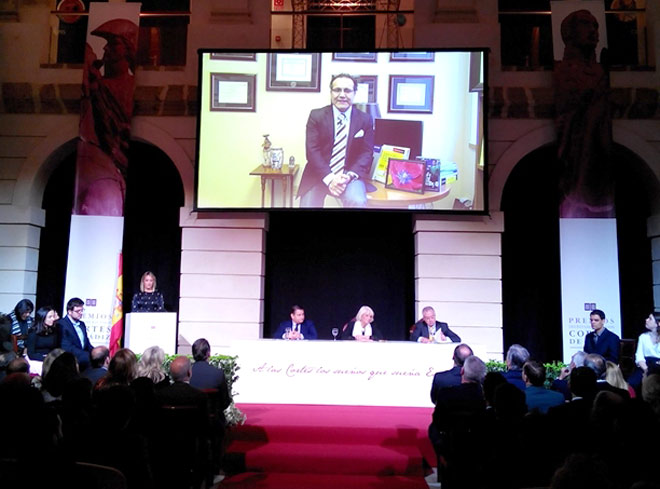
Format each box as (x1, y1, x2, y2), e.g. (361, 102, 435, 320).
(109, 252, 123, 356)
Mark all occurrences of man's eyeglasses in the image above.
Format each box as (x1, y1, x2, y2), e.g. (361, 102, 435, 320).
(331, 88, 354, 95)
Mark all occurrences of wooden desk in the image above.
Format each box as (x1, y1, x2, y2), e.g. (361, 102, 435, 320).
(366, 180, 451, 208)
(249, 165, 299, 208)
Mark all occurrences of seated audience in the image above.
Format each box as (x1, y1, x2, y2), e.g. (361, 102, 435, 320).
(95, 348, 138, 390)
(25, 306, 60, 362)
(132, 270, 165, 312)
(629, 313, 660, 391)
(429, 355, 487, 488)
(503, 343, 530, 391)
(341, 305, 384, 341)
(552, 350, 586, 400)
(136, 345, 170, 389)
(522, 360, 565, 413)
(190, 338, 231, 421)
(274, 304, 318, 340)
(57, 298, 93, 372)
(410, 306, 461, 343)
(584, 353, 630, 399)
(81, 345, 110, 386)
(483, 371, 507, 411)
(8, 298, 34, 354)
(605, 360, 635, 398)
(584, 309, 620, 363)
(430, 343, 473, 404)
(0, 315, 17, 382)
(642, 373, 660, 418)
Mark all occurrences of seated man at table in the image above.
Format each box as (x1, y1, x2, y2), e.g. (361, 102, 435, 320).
(411, 306, 461, 343)
(274, 305, 318, 340)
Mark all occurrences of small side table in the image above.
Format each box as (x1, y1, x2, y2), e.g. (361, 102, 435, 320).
(249, 164, 299, 208)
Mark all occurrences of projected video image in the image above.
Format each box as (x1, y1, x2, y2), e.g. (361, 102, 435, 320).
(195, 50, 486, 213)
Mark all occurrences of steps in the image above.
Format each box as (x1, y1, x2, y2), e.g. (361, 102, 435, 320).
(220, 404, 434, 488)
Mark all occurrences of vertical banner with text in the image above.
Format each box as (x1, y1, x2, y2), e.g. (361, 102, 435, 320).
(64, 3, 140, 348)
(560, 219, 622, 363)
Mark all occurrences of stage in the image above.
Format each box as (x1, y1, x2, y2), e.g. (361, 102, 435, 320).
(220, 403, 435, 489)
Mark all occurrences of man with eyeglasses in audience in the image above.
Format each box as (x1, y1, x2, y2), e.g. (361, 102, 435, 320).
(58, 297, 94, 371)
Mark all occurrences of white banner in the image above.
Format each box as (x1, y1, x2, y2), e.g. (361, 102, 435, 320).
(560, 218, 621, 363)
(230, 339, 487, 408)
(63, 215, 124, 347)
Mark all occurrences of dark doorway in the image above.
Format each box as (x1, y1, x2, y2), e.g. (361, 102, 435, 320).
(122, 142, 184, 313)
(501, 143, 656, 362)
(264, 211, 414, 341)
(36, 140, 184, 318)
(307, 15, 375, 50)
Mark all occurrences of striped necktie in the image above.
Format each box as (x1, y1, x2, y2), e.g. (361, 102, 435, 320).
(330, 112, 347, 174)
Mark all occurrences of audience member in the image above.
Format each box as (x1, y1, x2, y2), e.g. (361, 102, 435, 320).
(642, 373, 660, 417)
(552, 350, 586, 400)
(584, 309, 620, 363)
(136, 345, 170, 388)
(0, 315, 17, 382)
(605, 360, 635, 398)
(523, 360, 565, 413)
(410, 306, 461, 343)
(7, 356, 30, 375)
(81, 345, 109, 386)
(550, 453, 615, 489)
(430, 343, 473, 404)
(483, 371, 507, 410)
(584, 353, 630, 399)
(274, 305, 318, 340)
(58, 298, 93, 371)
(503, 343, 530, 391)
(429, 355, 487, 488)
(25, 306, 60, 362)
(190, 338, 231, 421)
(95, 348, 137, 390)
(342, 305, 384, 341)
(8, 298, 34, 353)
(629, 312, 660, 391)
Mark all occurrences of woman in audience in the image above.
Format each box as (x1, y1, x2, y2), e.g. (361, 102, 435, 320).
(342, 305, 384, 341)
(636, 313, 660, 374)
(131, 271, 165, 312)
(606, 360, 635, 398)
(8, 298, 34, 353)
(136, 345, 170, 388)
(95, 348, 138, 389)
(25, 306, 60, 362)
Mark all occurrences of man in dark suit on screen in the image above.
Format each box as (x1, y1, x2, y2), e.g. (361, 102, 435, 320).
(411, 306, 461, 343)
(298, 73, 374, 208)
(273, 305, 318, 340)
(58, 297, 93, 371)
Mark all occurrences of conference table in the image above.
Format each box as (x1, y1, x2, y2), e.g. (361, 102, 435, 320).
(229, 339, 487, 408)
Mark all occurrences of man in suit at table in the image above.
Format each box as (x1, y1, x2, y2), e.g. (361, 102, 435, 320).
(411, 306, 461, 343)
(298, 73, 374, 208)
(584, 309, 620, 363)
(431, 343, 474, 404)
(274, 305, 318, 340)
(58, 297, 93, 371)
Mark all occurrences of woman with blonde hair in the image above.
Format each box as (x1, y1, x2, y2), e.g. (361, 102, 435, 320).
(136, 345, 170, 388)
(342, 305, 384, 342)
(605, 360, 635, 398)
(131, 271, 165, 312)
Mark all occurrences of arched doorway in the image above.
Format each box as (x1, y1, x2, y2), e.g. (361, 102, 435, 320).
(36, 140, 184, 317)
(500, 143, 655, 362)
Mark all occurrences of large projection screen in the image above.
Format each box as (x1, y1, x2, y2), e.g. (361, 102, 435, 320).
(195, 49, 487, 213)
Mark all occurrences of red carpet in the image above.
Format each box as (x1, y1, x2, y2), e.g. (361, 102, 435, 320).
(220, 404, 435, 489)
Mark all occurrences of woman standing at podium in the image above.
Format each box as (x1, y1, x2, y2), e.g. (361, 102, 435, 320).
(132, 271, 165, 312)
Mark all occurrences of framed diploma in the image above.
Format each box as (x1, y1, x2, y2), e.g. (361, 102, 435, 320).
(210, 73, 256, 112)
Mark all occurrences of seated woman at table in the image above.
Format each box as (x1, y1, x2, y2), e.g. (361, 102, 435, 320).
(132, 271, 165, 312)
(26, 306, 61, 362)
(342, 305, 384, 342)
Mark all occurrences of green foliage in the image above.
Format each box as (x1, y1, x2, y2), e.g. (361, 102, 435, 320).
(486, 359, 567, 389)
(143, 353, 246, 426)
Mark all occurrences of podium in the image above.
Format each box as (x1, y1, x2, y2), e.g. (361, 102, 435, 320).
(125, 312, 177, 355)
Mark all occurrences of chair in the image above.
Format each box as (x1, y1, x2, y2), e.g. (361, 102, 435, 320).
(619, 338, 637, 378)
(151, 404, 211, 489)
(201, 388, 227, 474)
(74, 461, 128, 489)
